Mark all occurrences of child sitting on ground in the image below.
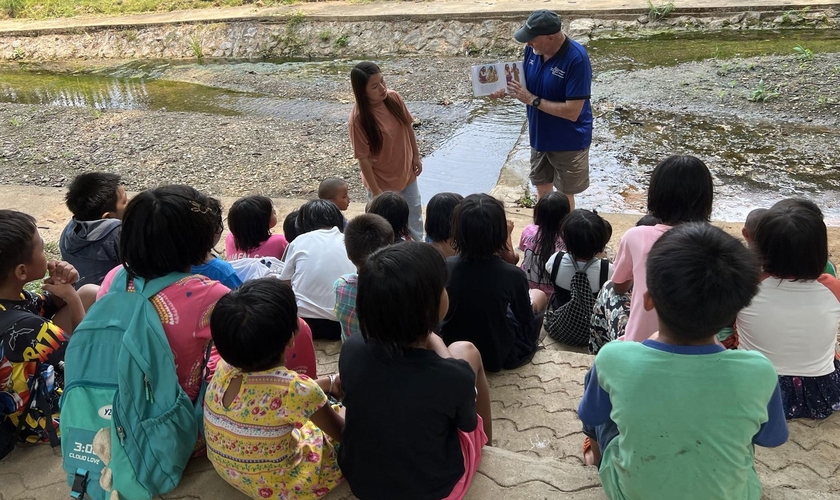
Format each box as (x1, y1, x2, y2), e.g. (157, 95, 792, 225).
(579, 223, 788, 499)
(279, 200, 355, 340)
(425, 192, 464, 258)
(339, 242, 492, 499)
(318, 177, 351, 226)
(224, 195, 288, 261)
(602, 155, 714, 343)
(204, 278, 344, 500)
(60, 172, 128, 287)
(367, 191, 412, 242)
(334, 214, 394, 342)
(737, 200, 840, 419)
(440, 194, 547, 372)
(191, 197, 243, 290)
(283, 210, 300, 244)
(543, 209, 613, 347)
(519, 192, 570, 296)
(1, 210, 98, 445)
(97, 186, 230, 404)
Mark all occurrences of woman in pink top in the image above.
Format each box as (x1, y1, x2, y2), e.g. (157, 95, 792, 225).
(349, 61, 424, 242)
(224, 195, 288, 261)
(596, 155, 714, 345)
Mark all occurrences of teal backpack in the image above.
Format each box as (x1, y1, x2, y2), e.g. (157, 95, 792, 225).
(61, 269, 207, 500)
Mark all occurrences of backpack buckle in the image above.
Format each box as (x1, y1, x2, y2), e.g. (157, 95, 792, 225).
(70, 468, 89, 499)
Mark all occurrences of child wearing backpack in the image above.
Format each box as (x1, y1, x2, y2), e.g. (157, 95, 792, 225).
(339, 242, 492, 500)
(579, 223, 788, 499)
(334, 214, 394, 342)
(737, 200, 840, 420)
(543, 210, 613, 347)
(60, 172, 128, 288)
(519, 192, 570, 296)
(191, 197, 243, 290)
(440, 194, 547, 372)
(205, 278, 345, 500)
(0, 210, 97, 452)
(224, 195, 288, 261)
(605, 155, 714, 343)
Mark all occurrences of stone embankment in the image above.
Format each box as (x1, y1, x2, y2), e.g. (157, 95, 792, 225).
(0, 4, 838, 61)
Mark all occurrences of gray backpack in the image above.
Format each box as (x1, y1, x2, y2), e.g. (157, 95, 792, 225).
(545, 253, 609, 346)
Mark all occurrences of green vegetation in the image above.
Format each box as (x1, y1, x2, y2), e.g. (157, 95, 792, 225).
(0, 0, 301, 20)
(647, 0, 675, 22)
(793, 44, 814, 62)
(747, 79, 780, 102)
(334, 35, 348, 48)
(189, 34, 203, 59)
(318, 30, 331, 42)
(516, 192, 536, 209)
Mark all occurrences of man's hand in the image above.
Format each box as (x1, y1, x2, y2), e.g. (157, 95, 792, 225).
(507, 80, 536, 106)
(488, 89, 507, 99)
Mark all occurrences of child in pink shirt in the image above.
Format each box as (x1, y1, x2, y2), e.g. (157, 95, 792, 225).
(519, 192, 570, 296)
(606, 155, 714, 343)
(97, 185, 230, 402)
(224, 195, 288, 261)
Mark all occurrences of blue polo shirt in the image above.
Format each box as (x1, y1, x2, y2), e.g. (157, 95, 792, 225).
(523, 39, 593, 152)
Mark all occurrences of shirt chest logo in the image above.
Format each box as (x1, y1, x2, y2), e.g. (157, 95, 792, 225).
(550, 67, 566, 79)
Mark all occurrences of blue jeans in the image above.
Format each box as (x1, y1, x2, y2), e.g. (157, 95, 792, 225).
(367, 180, 424, 242)
(581, 368, 619, 459)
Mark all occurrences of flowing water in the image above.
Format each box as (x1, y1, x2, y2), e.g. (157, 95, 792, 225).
(1, 28, 838, 221)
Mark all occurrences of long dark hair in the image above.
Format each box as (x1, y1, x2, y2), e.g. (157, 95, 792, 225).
(350, 62, 411, 156)
(533, 192, 570, 281)
(228, 195, 274, 253)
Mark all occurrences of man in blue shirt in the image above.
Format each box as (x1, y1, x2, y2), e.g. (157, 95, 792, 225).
(500, 10, 593, 210)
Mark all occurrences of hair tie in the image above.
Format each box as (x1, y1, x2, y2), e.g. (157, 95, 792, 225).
(190, 201, 211, 214)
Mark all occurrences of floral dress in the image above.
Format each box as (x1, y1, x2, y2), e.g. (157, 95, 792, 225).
(204, 361, 343, 500)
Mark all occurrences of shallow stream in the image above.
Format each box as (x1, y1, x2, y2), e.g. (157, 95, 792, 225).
(1, 28, 839, 222)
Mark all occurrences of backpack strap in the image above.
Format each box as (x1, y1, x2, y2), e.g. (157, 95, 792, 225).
(598, 259, 610, 289)
(550, 252, 565, 285)
(109, 267, 192, 299)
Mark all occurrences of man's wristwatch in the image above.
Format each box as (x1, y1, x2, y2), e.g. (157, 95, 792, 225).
(531, 97, 542, 108)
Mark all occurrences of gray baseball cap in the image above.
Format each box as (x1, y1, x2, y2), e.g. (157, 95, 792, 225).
(514, 10, 563, 42)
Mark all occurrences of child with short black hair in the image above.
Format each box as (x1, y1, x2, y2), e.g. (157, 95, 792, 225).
(279, 200, 355, 340)
(205, 278, 344, 499)
(579, 223, 788, 499)
(543, 210, 613, 346)
(224, 195, 288, 261)
(367, 191, 411, 242)
(425, 192, 464, 258)
(191, 197, 243, 290)
(318, 177, 351, 212)
(339, 242, 491, 499)
(60, 172, 128, 287)
(97, 185, 230, 403)
(606, 155, 714, 342)
(440, 194, 547, 372)
(1, 209, 97, 444)
(282, 210, 299, 244)
(742, 207, 767, 244)
(334, 214, 394, 342)
(519, 192, 570, 295)
(737, 200, 840, 419)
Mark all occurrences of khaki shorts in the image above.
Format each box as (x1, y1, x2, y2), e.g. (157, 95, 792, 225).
(529, 147, 590, 195)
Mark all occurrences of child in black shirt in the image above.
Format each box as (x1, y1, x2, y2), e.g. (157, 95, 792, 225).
(440, 194, 548, 371)
(338, 242, 492, 500)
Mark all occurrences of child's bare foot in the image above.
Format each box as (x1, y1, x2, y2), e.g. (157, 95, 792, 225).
(583, 437, 601, 466)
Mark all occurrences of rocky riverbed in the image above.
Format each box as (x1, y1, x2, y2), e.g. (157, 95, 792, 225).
(1, 45, 839, 213)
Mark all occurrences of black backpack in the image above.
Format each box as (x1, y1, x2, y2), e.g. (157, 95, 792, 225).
(545, 253, 609, 347)
(0, 308, 60, 462)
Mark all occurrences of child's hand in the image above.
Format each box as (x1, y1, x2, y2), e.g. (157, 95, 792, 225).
(42, 280, 79, 303)
(45, 261, 79, 286)
(506, 219, 515, 235)
(330, 374, 344, 400)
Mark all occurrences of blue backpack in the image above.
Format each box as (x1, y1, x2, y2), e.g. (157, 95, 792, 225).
(61, 269, 207, 500)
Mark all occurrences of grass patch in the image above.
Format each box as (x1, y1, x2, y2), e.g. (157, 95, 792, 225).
(0, 0, 303, 20)
(189, 33, 203, 59)
(793, 44, 814, 62)
(647, 0, 675, 22)
(747, 79, 780, 102)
